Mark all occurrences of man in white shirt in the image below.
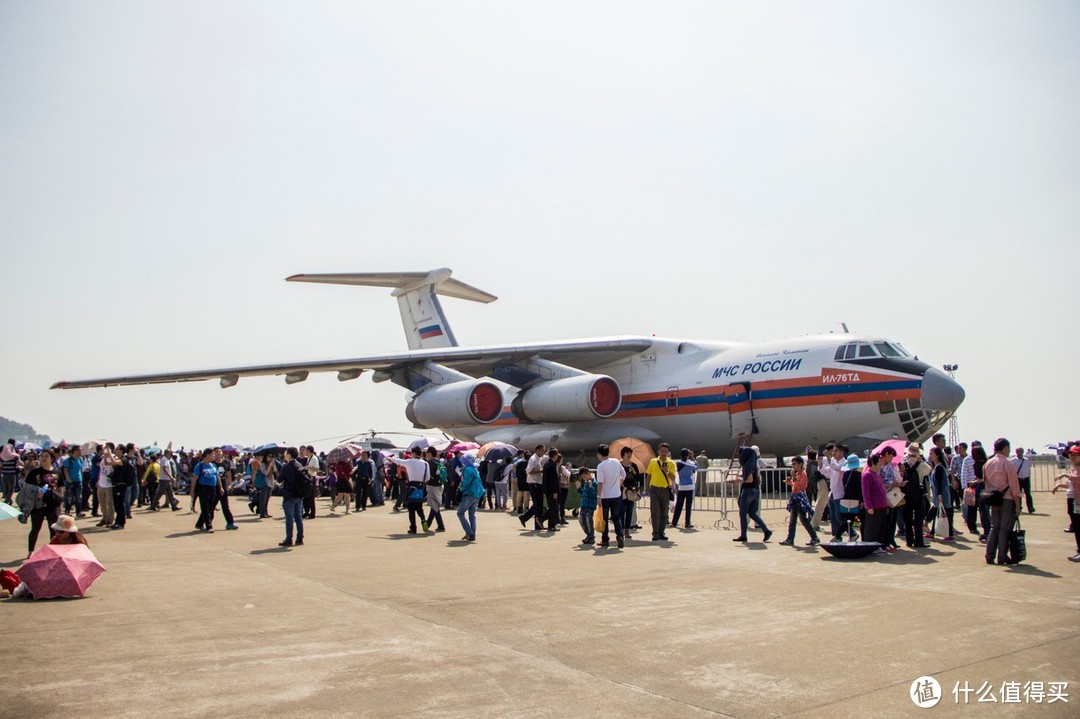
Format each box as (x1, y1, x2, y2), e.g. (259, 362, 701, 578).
(518, 445, 547, 531)
(154, 449, 180, 511)
(820, 443, 847, 540)
(1010, 447, 1035, 514)
(596, 444, 626, 549)
(390, 448, 434, 533)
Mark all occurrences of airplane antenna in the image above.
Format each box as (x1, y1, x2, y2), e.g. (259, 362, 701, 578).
(838, 322, 850, 333)
(942, 364, 960, 447)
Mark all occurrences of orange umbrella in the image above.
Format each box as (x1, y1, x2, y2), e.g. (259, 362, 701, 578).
(608, 437, 656, 473)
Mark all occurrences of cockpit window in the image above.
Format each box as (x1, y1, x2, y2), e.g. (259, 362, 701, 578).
(858, 343, 877, 358)
(891, 343, 912, 358)
(844, 344, 858, 360)
(874, 342, 901, 358)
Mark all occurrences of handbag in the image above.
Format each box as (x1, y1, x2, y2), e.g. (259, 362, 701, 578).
(962, 487, 977, 507)
(886, 486, 905, 508)
(593, 505, 605, 533)
(407, 485, 425, 502)
(935, 506, 950, 536)
(1007, 517, 1026, 563)
(981, 489, 1005, 507)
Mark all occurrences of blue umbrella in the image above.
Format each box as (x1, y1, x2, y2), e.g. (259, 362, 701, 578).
(251, 442, 285, 456)
(0, 502, 23, 521)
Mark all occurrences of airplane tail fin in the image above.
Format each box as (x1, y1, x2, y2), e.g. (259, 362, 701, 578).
(285, 268, 496, 350)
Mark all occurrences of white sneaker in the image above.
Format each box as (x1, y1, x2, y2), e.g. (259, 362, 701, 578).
(1069, 554, 1080, 562)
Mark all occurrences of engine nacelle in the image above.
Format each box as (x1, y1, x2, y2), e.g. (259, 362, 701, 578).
(406, 380, 505, 428)
(512, 375, 621, 423)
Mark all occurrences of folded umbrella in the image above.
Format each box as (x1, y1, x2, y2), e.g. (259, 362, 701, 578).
(16, 544, 106, 599)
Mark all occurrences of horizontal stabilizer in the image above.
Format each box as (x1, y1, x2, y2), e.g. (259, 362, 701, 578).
(285, 268, 496, 304)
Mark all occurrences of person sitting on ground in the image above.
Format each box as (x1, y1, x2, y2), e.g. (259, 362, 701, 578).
(49, 514, 89, 546)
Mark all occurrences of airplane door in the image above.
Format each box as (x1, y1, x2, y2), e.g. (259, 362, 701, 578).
(666, 386, 679, 412)
(724, 382, 757, 439)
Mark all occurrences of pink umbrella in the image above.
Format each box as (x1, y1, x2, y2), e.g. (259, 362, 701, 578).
(16, 544, 106, 599)
(871, 439, 908, 465)
(445, 441, 480, 455)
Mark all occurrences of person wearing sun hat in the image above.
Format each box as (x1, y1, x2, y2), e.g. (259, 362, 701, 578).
(900, 443, 930, 548)
(48, 514, 89, 546)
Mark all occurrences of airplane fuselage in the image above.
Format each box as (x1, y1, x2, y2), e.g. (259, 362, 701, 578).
(442, 333, 961, 458)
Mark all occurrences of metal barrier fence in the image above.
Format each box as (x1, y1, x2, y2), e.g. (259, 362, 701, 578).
(1032, 458, 1068, 493)
(637, 467, 797, 530)
(631, 458, 1068, 531)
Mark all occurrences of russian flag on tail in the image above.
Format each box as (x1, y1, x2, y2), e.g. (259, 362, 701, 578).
(419, 324, 444, 340)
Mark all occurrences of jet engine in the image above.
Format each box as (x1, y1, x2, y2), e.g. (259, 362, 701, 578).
(512, 375, 621, 423)
(406, 380, 505, 428)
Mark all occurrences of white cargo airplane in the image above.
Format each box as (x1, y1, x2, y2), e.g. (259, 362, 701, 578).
(52, 268, 964, 456)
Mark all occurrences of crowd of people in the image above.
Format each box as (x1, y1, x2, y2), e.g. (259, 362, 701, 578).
(3, 432, 1077, 565)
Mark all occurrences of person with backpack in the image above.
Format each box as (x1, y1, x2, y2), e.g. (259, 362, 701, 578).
(512, 451, 529, 515)
(899, 445, 929, 548)
(389, 447, 433, 534)
(732, 445, 771, 543)
(277, 447, 307, 547)
(839, 454, 864, 540)
(456, 454, 485, 541)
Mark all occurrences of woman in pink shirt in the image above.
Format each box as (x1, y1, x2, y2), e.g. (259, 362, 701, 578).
(860, 453, 892, 554)
(1052, 444, 1080, 562)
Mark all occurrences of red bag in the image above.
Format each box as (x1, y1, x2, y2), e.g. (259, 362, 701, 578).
(0, 569, 21, 592)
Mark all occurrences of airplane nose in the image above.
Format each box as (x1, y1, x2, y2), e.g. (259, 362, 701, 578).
(920, 367, 965, 413)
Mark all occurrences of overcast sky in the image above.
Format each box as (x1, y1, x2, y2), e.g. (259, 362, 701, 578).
(2, 1, 1077, 452)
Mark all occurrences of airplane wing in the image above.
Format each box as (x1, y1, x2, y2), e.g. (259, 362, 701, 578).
(50, 337, 654, 390)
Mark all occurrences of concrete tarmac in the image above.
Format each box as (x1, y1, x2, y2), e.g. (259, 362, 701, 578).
(2, 497, 1078, 718)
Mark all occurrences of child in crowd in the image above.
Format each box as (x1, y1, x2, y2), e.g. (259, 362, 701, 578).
(576, 468, 597, 545)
